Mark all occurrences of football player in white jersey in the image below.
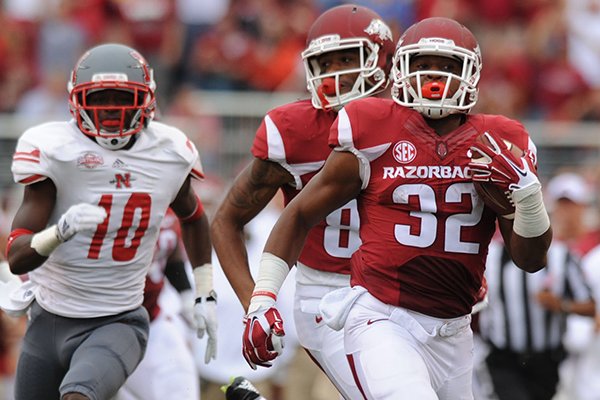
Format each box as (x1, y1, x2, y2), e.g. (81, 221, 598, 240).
(210, 5, 395, 399)
(4, 43, 217, 400)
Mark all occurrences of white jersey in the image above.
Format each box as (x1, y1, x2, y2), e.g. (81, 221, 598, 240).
(11, 120, 203, 318)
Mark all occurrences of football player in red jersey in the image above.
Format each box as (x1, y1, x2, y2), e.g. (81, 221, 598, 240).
(247, 17, 552, 399)
(210, 5, 394, 399)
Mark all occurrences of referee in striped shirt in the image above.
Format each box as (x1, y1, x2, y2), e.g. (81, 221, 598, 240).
(476, 235, 595, 400)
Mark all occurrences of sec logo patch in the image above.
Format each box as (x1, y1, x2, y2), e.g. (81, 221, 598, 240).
(393, 141, 417, 164)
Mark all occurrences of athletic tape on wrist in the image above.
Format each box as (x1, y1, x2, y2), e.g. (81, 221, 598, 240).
(193, 263, 213, 298)
(513, 189, 550, 238)
(30, 225, 62, 257)
(251, 252, 289, 302)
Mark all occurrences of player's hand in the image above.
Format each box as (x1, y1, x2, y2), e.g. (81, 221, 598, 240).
(469, 131, 541, 202)
(194, 291, 218, 363)
(242, 301, 285, 370)
(56, 203, 107, 242)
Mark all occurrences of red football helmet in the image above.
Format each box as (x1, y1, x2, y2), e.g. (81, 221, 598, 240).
(391, 17, 482, 119)
(302, 5, 395, 110)
(68, 43, 156, 150)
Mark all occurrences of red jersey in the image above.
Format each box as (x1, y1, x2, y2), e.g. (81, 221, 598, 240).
(252, 99, 361, 274)
(330, 98, 535, 318)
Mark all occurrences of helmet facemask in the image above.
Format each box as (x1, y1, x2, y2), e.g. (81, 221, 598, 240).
(303, 36, 388, 111)
(392, 38, 481, 119)
(69, 79, 155, 149)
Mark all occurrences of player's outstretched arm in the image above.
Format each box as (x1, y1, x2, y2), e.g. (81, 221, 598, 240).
(171, 176, 217, 363)
(7, 179, 106, 274)
(211, 159, 293, 312)
(242, 150, 362, 369)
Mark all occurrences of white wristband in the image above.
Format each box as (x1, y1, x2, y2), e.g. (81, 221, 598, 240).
(193, 263, 214, 298)
(512, 188, 550, 238)
(248, 253, 289, 313)
(30, 225, 62, 257)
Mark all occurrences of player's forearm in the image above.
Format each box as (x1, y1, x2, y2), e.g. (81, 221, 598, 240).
(6, 235, 47, 274)
(499, 182, 552, 272)
(180, 214, 212, 266)
(164, 260, 192, 292)
(211, 216, 255, 311)
(507, 229, 552, 272)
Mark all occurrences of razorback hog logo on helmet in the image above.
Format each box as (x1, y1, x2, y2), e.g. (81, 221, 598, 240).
(364, 19, 392, 43)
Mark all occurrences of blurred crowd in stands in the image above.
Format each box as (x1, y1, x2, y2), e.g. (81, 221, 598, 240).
(1, 0, 600, 122)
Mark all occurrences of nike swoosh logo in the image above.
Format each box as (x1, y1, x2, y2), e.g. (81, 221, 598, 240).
(366, 318, 388, 325)
(315, 315, 323, 324)
(504, 156, 527, 177)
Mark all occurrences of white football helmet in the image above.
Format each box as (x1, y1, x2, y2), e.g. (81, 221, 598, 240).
(391, 17, 482, 119)
(302, 5, 395, 110)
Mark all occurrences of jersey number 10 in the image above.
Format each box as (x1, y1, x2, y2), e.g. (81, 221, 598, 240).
(88, 193, 151, 261)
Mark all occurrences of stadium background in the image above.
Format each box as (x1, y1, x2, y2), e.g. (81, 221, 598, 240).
(1, 0, 600, 399)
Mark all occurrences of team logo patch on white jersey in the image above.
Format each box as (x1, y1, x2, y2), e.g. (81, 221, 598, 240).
(77, 152, 104, 169)
(392, 141, 417, 164)
(110, 173, 135, 189)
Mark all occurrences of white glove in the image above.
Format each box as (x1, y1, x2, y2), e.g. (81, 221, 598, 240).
(0, 261, 21, 285)
(57, 203, 107, 242)
(179, 289, 196, 328)
(194, 292, 218, 363)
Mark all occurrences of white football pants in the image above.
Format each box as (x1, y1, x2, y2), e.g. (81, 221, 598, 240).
(293, 263, 358, 400)
(344, 289, 474, 400)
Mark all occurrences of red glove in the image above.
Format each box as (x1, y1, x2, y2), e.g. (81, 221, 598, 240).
(242, 306, 285, 369)
(469, 131, 539, 194)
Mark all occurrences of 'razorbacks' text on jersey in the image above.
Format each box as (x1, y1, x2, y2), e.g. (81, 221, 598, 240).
(252, 99, 361, 274)
(12, 120, 202, 318)
(330, 97, 535, 318)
